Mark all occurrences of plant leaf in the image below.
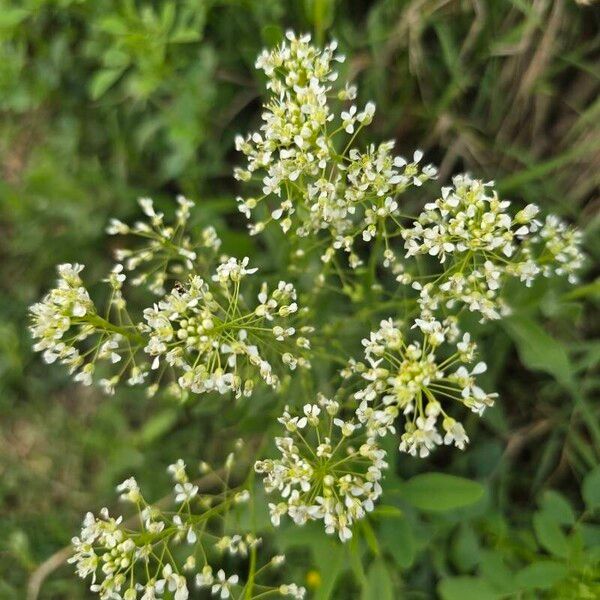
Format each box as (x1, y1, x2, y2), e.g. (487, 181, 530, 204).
(583, 466, 600, 510)
(438, 576, 500, 600)
(503, 316, 573, 388)
(361, 558, 394, 600)
(398, 473, 484, 512)
(515, 560, 568, 590)
(533, 512, 569, 558)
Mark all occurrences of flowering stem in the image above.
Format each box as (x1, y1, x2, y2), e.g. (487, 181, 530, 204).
(244, 543, 257, 599)
(86, 314, 143, 344)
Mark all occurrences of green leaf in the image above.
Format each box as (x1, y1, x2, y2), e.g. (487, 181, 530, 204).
(278, 524, 345, 600)
(89, 68, 126, 100)
(378, 514, 415, 569)
(360, 519, 380, 556)
(515, 561, 568, 590)
(361, 558, 394, 600)
(398, 473, 484, 512)
(438, 577, 500, 600)
(563, 278, 600, 301)
(503, 316, 573, 388)
(504, 319, 600, 448)
(170, 28, 202, 44)
(479, 550, 517, 594)
(372, 505, 403, 518)
(133, 409, 178, 446)
(0, 8, 29, 28)
(541, 491, 576, 525)
(533, 512, 569, 558)
(583, 466, 600, 510)
(451, 523, 480, 572)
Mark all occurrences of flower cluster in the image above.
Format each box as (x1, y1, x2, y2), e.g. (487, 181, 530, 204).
(255, 396, 387, 541)
(29, 263, 145, 391)
(29, 32, 588, 590)
(70, 458, 306, 600)
(402, 174, 585, 320)
(352, 317, 496, 457)
(108, 196, 221, 295)
(30, 199, 311, 400)
(143, 258, 311, 398)
(30, 263, 95, 370)
(235, 31, 436, 266)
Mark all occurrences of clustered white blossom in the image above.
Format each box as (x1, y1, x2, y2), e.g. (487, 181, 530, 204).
(235, 31, 436, 267)
(402, 174, 585, 320)
(354, 317, 496, 457)
(142, 258, 311, 398)
(255, 395, 387, 542)
(30, 263, 95, 371)
(108, 196, 221, 295)
(70, 458, 305, 600)
(30, 199, 311, 400)
(29, 263, 143, 391)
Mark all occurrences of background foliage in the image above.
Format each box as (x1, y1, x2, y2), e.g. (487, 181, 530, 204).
(1, 0, 599, 598)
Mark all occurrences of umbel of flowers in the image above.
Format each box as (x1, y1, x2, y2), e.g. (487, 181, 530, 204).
(234, 31, 437, 268)
(69, 453, 306, 600)
(28, 29, 586, 597)
(354, 317, 495, 457)
(255, 395, 387, 542)
(29, 197, 312, 400)
(402, 174, 584, 321)
(143, 258, 311, 398)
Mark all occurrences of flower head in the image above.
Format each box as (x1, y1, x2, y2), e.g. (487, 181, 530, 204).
(355, 318, 495, 457)
(255, 398, 387, 541)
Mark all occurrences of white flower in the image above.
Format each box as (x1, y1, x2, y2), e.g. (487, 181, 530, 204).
(196, 565, 214, 588)
(211, 569, 239, 599)
(443, 417, 469, 450)
(174, 482, 199, 504)
(279, 583, 307, 598)
(116, 477, 141, 503)
(155, 564, 189, 600)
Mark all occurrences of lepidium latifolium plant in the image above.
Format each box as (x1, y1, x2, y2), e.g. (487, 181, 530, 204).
(29, 31, 585, 598)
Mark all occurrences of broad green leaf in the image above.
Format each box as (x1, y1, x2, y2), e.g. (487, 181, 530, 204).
(479, 550, 517, 594)
(360, 519, 380, 556)
(398, 473, 484, 512)
(541, 491, 576, 525)
(349, 533, 367, 586)
(438, 576, 500, 600)
(304, 0, 335, 37)
(563, 278, 600, 301)
(451, 523, 480, 572)
(515, 561, 568, 590)
(582, 466, 600, 510)
(533, 512, 569, 558)
(361, 558, 394, 600)
(279, 524, 346, 600)
(378, 514, 415, 569)
(503, 316, 572, 388)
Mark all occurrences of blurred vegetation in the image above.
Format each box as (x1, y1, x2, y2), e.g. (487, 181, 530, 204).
(1, 0, 599, 598)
